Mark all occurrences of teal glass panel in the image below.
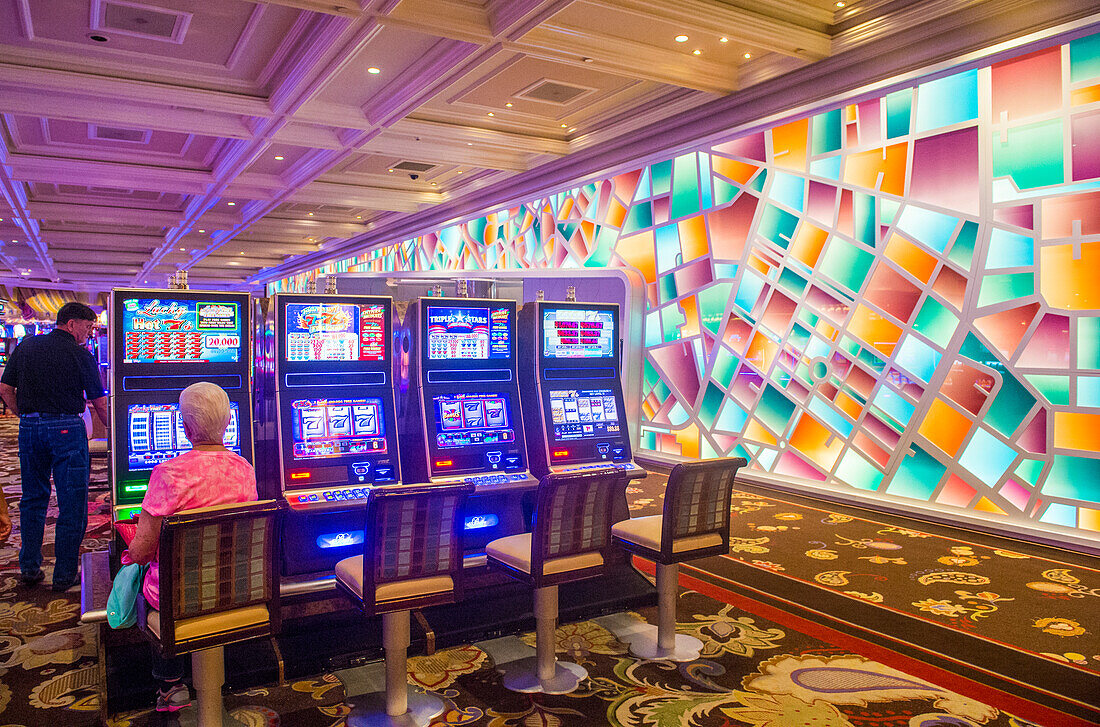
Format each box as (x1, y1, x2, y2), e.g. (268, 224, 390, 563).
(758, 447, 779, 469)
(655, 224, 681, 274)
(948, 220, 979, 269)
(881, 198, 900, 225)
(635, 167, 652, 200)
(699, 282, 732, 334)
(644, 359, 660, 389)
(693, 338, 706, 378)
(758, 385, 796, 435)
(885, 89, 913, 139)
(887, 446, 945, 499)
(992, 119, 1064, 190)
(873, 386, 915, 425)
(714, 178, 740, 206)
(1022, 374, 1070, 406)
(759, 204, 799, 248)
(912, 297, 958, 348)
(840, 335, 861, 357)
(1078, 318, 1100, 368)
(651, 160, 673, 195)
(1039, 503, 1078, 527)
(977, 273, 1034, 307)
(712, 346, 737, 388)
(668, 402, 689, 426)
(1069, 33, 1100, 83)
(585, 225, 616, 268)
(858, 348, 886, 374)
(1044, 455, 1100, 502)
(1079, 376, 1100, 407)
(645, 310, 662, 347)
(836, 450, 883, 490)
(623, 201, 653, 234)
(987, 228, 1034, 268)
(818, 237, 874, 293)
(897, 205, 957, 253)
(658, 273, 678, 305)
(734, 271, 766, 314)
(714, 263, 738, 280)
(984, 371, 1035, 437)
(778, 267, 808, 296)
(771, 171, 806, 211)
(1015, 459, 1044, 486)
(640, 429, 657, 449)
(895, 335, 941, 382)
(810, 156, 842, 180)
(661, 304, 684, 342)
(749, 168, 768, 193)
(700, 382, 726, 426)
(789, 324, 811, 349)
(915, 70, 979, 132)
(854, 192, 876, 246)
(671, 153, 701, 219)
(809, 397, 854, 437)
(806, 334, 830, 360)
(699, 153, 713, 209)
(812, 109, 843, 154)
(958, 428, 1017, 487)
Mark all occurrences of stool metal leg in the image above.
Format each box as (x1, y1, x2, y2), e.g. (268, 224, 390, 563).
(501, 585, 587, 694)
(627, 562, 704, 662)
(346, 610, 446, 727)
(179, 647, 246, 727)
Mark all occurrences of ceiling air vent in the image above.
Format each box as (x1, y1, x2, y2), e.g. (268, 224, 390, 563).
(90, 124, 150, 144)
(94, 0, 191, 44)
(392, 161, 435, 173)
(515, 79, 592, 105)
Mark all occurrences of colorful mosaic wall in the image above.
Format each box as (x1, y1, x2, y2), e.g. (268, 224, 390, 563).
(276, 33, 1100, 536)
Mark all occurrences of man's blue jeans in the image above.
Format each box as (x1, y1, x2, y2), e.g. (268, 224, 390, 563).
(18, 415, 90, 586)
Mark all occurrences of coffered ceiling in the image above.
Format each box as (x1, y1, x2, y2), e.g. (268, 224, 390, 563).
(0, 0, 1094, 291)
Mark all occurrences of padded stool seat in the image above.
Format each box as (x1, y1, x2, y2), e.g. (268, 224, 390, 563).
(613, 458, 746, 662)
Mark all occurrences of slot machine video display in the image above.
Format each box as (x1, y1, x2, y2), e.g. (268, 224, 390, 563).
(400, 297, 537, 552)
(520, 301, 645, 480)
(110, 290, 254, 521)
(272, 294, 401, 575)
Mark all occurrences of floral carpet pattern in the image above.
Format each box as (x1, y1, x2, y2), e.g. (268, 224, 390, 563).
(0, 418, 1054, 725)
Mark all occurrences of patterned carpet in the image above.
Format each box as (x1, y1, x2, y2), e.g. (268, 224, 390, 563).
(0, 416, 1080, 726)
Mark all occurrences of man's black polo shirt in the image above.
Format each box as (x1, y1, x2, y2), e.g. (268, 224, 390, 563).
(1, 329, 106, 415)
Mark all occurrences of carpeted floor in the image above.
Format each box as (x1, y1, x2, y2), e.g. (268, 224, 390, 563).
(0, 416, 1088, 726)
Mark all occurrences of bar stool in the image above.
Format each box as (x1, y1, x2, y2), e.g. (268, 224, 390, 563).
(485, 470, 629, 694)
(137, 500, 282, 727)
(611, 457, 747, 661)
(334, 483, 473, 727)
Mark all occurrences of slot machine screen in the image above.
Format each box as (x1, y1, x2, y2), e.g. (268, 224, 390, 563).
(122, 298, 241, 363)
(542, 308, 615, 359)
(290, 397, 387, 460)
(127, 402, 241, 470)
(284, 302, 386, 362)
(426, 305, 511, 360)
(547, 388, 623, 442)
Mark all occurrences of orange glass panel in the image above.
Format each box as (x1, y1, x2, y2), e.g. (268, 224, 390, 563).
(835, 391, 863, 420)
(1053, 412, 1100, 451)
(788, 415, 843, 469)
(743, 418, 778, 445)
(711, 156, 759, 184)
(843, 143, 908, 196)
(675, 423, 701, 459)
(749, 253, 771, 275)
(919, 398, 971, 456)
(1071, 84, 1100, 106)
(973, 497, 1007, 516)
(679, 295, 701, 338)
(678, 214, 709, 262)
(771, 119, 808, 171)
(615, 230, 656, 283)
(606, 198, 628, 228)
(746, 331, 779, 372)
(884, 233, 937, 283)
(849, 304, 903, 355)
(1079, 508, 1100, 532)
(791, 223, 828, 268)
(1040, 241, 1100, 310)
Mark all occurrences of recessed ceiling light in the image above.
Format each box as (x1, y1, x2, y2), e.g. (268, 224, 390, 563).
(467, 142, 472, 146)
(307, 212, 314, 216)
(487, 112, 494, 116)
(388, 168, 394, 172)
(675, 35, 688, 42)
(561, 123, 568, 128)
(356, 215, 362, 219)
(743, 52, 751, 59)
(227, 201, 236, 206)
(836, 1, 845, 6)
(692, 49, 701, 55)
(568, 127, 576, 133)
(430, 182, 437, 186)
(505, 102, 513, 107)
(367, 67, 380, 74)
(179, 247, 185, 251)
(239, 252, 245, 255)
(198, 229, 205, 233)
(582, 57, 593, 63)
(720, 37, 728, 43)
(274, 155, 284, 161)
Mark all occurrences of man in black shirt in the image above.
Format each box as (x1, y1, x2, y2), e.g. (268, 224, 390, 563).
(0, 302, 109, 591)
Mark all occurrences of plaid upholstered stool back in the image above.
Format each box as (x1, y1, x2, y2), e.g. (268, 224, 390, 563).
(530, 470, 629, 588)
(141, 500, 282, 658)
(355, 483, 473, 616)
(660, 457, 747, 560)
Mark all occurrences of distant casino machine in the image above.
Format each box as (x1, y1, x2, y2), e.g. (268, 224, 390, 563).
(399, 295, 537, 555)
(110, 290, 254, 522)
(520, 298, 646, 481)
(268, 293, 402, 575)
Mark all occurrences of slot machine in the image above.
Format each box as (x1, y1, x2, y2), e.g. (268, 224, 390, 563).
(399, 296, 537, 554)
(110, 289, 253, 522)
(519, 298, 646, 481)
(270, 293, 401, 575)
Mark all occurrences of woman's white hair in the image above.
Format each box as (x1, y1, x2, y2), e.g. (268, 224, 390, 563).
(179, 382, 231, 444)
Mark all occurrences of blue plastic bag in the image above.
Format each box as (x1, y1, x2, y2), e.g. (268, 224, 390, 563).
(106, 562, 147, 629)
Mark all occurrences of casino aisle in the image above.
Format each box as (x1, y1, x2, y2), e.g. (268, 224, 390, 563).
(0, 414, 1090, 726)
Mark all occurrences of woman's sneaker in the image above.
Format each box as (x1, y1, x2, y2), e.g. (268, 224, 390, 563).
(156, 682, 191, 712)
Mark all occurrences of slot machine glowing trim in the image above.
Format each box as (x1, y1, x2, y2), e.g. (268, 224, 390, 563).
(290, 397, 387, 460)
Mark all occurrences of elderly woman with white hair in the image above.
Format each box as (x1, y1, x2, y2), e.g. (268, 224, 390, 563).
(128, 381, 256, 713)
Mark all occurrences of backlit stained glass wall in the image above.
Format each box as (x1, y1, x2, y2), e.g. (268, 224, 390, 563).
(277, 33, 1100, 537)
